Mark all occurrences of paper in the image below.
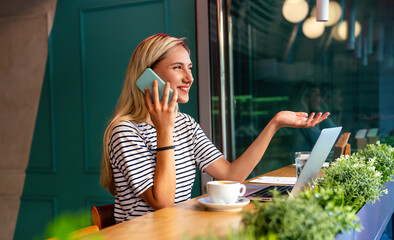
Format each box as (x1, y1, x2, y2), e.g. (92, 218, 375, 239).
(249, 176, 297, 184)
(366, 128, 378, 137)
(355, 129, 367, 138)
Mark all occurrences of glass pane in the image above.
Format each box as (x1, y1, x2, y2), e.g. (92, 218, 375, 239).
(226, 0, 394, 178)
(208, 0, 222, 153)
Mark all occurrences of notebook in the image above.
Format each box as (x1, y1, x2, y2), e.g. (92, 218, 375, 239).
(245, 126, 342, 201)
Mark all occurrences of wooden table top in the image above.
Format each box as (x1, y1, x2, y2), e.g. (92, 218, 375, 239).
(83, 165, 297, 240)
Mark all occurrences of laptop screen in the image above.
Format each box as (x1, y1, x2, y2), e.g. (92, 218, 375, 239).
(291, 126, 342, 195)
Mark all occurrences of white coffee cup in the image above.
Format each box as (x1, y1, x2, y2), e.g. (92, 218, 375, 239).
(207, 181, 246, 204)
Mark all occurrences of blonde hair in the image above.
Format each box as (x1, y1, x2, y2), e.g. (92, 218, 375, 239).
(101, 33, 190, 195)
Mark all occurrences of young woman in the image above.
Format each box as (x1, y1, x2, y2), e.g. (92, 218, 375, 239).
(101, 33, 330, 223)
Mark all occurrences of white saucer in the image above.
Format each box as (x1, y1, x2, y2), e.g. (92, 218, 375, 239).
(197, 197, 250, 212)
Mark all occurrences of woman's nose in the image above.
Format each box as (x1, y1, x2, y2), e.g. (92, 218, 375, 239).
(184, 70, 194, 82)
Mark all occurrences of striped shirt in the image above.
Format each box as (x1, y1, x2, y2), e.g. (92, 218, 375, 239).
(109, 112, 223, 223)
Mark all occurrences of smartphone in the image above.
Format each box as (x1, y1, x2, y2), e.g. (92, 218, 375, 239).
(136, 68, 174, 104)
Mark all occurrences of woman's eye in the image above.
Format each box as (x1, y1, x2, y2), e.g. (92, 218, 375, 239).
(174, 66, 181, 70)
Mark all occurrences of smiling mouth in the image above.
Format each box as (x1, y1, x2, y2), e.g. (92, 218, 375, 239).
(178, 87, 190, 93)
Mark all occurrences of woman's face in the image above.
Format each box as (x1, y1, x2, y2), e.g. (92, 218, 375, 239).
(153, 46, 193, 103)
(307, 88, 322, 112)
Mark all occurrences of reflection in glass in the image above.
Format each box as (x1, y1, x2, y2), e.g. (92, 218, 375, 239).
(209, 0, 394, 178)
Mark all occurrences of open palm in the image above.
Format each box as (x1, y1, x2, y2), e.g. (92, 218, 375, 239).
(274, 111, 330, 129)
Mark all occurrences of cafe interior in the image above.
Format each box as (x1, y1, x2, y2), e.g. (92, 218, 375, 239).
(1, 0, 393, 239)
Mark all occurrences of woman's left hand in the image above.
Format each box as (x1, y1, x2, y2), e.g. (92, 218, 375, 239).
(272, 111, 330, 129)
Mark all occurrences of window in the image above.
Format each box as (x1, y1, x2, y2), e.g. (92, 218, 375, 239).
(209, 0, 394, 177)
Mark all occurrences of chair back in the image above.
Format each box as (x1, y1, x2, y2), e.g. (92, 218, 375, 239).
(91, 203, 116, 229)
(332, 132, 351, 161)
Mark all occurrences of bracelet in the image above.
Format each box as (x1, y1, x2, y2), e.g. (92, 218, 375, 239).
(156, 145, 175, 151)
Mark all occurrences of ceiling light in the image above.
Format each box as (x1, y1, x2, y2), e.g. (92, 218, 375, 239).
(311, 1, 342, 27)
(333, 20, 361, 41)
(282, 0, 309, 23)
(316, 0, 329, 22)
(302, 17, 326, 39)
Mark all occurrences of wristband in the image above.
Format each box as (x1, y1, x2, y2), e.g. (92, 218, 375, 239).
(156, 145, 175, 151)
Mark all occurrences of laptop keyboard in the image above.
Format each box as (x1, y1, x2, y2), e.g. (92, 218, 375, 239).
(247, 185, 294, 198)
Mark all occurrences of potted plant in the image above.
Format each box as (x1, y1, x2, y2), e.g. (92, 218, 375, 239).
(192, 143, 393, 240)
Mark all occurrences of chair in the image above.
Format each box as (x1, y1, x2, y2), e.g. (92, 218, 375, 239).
(91, 204, 116, 229)
(332, 132, 351, 161)
(47, 225, 99, 240)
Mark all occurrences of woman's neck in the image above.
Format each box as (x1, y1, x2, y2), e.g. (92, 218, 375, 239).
(145, 116, 154, 127)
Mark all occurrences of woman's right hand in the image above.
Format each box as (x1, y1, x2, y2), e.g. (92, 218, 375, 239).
(142, 80, 178, 209)
(144, 80, 178, 135)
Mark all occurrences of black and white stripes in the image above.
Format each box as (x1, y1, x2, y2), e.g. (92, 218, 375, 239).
(109, 113, 223, 223)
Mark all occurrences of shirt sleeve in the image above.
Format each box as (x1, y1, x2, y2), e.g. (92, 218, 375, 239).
(109, 123, 155, 197)
(190, 117, 223, 172)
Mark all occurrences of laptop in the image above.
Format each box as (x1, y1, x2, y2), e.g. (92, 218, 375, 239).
(245, 126, 342, 201)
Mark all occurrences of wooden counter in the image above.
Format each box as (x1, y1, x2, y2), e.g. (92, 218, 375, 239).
(82, 165, 393, 240)
(82, 165, 296, 240)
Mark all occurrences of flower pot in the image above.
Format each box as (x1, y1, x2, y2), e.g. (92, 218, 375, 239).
(336, 179, 393, 240)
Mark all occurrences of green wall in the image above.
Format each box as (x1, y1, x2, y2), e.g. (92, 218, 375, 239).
(14, 0, 198, 239)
